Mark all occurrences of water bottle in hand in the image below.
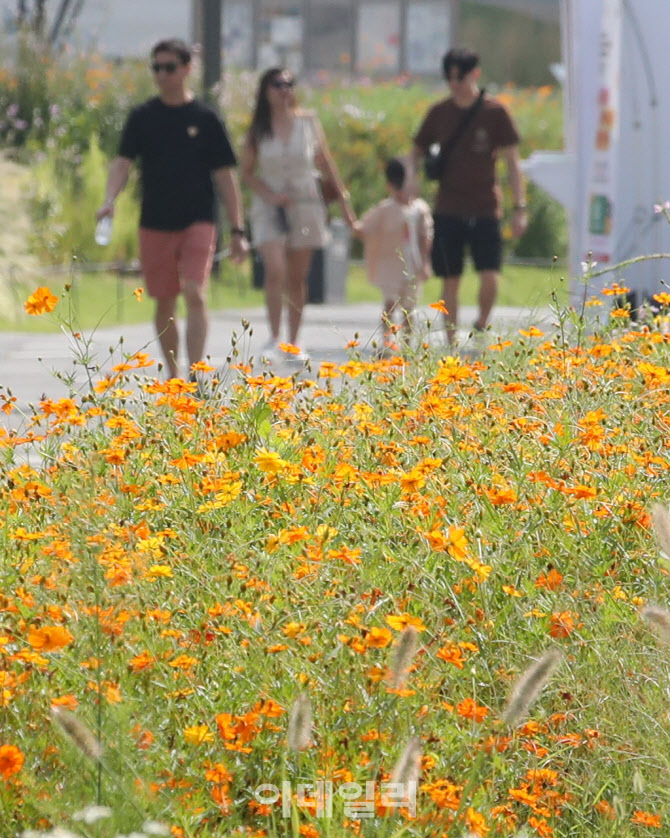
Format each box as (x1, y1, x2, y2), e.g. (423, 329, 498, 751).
(95, 216, 113, 246)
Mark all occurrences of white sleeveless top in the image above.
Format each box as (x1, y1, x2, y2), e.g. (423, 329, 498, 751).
(250, 112, 330, 249)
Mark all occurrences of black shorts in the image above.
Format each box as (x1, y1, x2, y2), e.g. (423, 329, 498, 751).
(431, 214, 502, 277)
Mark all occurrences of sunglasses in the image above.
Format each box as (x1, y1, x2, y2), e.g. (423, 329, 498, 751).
(270, 79, 295, 89)
(151, 61, 179, 74)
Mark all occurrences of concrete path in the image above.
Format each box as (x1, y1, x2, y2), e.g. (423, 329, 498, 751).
(0, 301, 554, 429)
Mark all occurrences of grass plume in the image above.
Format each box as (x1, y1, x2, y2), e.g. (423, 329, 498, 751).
(390, 626, 419, 689)
(389, 735, 422, 790)
(287, 694, 312, 751)
(502, 649, 563, 727)
(51, 706, 103, 762)
(641, 604, 670, 644)
(651, 503, 670, 557)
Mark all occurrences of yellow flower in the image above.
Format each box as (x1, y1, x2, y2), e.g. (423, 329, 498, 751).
(254, 448, 288, 475)
(183, 724, 214, 745)
(282, 622, 306, 638)
(386, 613, 427, 632)
(145, 565, 173, 580)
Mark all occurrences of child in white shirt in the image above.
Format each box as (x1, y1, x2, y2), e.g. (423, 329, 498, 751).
(354, 158, 433, 356)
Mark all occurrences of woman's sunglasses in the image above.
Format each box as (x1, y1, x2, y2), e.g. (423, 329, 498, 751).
(270, 79, 295, 89)
(151, 61, 179, 74)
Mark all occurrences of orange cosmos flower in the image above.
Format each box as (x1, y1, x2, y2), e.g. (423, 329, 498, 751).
(594, 799, 615, 819)
(133, 287, 144, 301)
(601, 282, 630, 296)
(466, 808, 489, 836)
(446, 526, 469, 561)
(365, 627, 393, 648)
(436, 643, 465, 669)
(27, 625, 74, 652)
(430, 299, 449, 315)
(51, 694, 78, 711)
(456, 698, 489, 723)
(0, 744, 24, 779)
(129, 651, 155, 672)
(24, 286, 58, 315)
(326, 545, 361, 565)
(549, 611, 577, 638)
(631, 811, 662, 828)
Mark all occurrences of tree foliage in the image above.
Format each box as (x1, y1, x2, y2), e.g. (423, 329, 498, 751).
(15, 0, 84, 48)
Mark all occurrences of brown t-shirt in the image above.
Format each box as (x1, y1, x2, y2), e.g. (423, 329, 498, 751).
(413, 94, 520, 218)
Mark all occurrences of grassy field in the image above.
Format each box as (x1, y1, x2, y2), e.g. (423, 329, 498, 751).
(1, 289, 669, 837)
(1, 260, 569, 333)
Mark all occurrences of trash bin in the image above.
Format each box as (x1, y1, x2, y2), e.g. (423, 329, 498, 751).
(252, 248, 325, 303)
(325, 218, 351, 303)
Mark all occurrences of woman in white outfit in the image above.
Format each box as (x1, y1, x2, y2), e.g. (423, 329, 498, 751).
(240, 67, 356, 362)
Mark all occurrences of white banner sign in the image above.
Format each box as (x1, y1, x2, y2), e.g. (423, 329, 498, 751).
(583, 0, 622, 268)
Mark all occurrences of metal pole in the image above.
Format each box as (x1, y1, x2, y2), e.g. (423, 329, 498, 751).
(251, 0, 260, 70)
(191, 0, 203, 51)
(301, 0, 310, 73)
(450, 0, 462, 46)
(399, 0, 408, 75)
(202, 0, 222, 104)
(350, 0, 358, 74)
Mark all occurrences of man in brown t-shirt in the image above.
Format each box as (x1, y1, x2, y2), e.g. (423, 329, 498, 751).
(412, 48, 528, 345)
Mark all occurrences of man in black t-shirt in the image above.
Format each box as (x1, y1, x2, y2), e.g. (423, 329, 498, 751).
(96, 38, 248, 380)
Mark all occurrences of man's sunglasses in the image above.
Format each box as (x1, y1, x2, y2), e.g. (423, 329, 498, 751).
(151, 61, 179, 74)
(270, 79, 295, 89)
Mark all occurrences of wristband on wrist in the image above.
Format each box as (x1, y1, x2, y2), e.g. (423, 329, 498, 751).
(230, 226, 246, 236)
(514, 204, 527, 211)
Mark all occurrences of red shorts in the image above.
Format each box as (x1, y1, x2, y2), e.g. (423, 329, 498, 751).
(139, 222, 216, 299)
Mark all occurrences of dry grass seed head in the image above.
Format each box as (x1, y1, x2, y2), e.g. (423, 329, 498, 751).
(651, 503, 670, 557)
(502, 648, 563, 727)
(287, 693, 312, 751)
(390, 626, 419, 689)
(51, 706, 103, 761)
(641, 605, 670, 645)
(389, 735, 422, 790)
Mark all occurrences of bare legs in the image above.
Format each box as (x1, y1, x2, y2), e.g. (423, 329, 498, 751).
(442, 269, 499, 345)
(475, 269, 498, 330)
(259, 241, 313, 346)
(155, 297, 180, 379)
(153, 282, 208, 379)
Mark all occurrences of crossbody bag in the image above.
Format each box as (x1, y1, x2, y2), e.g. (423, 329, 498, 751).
(424, 88, 486, 182)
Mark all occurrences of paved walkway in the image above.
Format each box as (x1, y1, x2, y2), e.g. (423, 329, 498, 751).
(0, 301, 554, 429)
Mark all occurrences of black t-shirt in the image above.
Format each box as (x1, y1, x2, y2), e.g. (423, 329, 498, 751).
(119, 97, 237, 231)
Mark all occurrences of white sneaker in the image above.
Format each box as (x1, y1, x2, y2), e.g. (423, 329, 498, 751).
(283, 347, 311, 364)
(260, 338, 280, 362)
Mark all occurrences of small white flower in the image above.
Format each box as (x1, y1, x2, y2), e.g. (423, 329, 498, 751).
(142, 823, 170, 837)
(581, 259, 598, 276)
(654, 200, 670, 214)
(73, 805, 113, 824)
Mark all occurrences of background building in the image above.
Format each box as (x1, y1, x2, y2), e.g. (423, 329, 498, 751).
(47, 1, 559, 83)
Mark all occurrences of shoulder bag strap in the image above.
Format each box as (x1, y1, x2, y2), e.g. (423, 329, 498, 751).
(439, 87, 485, 170)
